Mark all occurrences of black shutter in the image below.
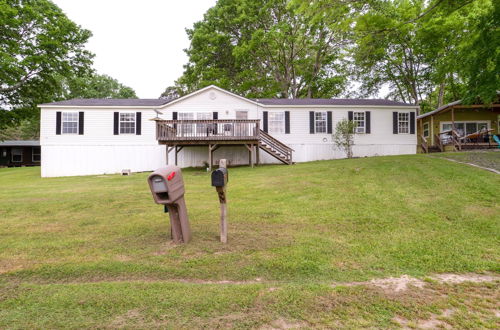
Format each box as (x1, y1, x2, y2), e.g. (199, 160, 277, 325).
(365, 111, 371, 134)
(410, 112, 415, 134)
(348, 111, 353, 121)
(212, 112, 218, 134)
(285, 111, 290, 134)
(263, 111, 268, 133)
(114, 112, 119, 135)
(309, 111, 315, 134)
(78, 112, 84, 135)
(136, 112, 141, 135)
(56, 112, 61, 135)
(327, 111, 332, 134)
(172, 112, 178, 130)
(393, 112, 398, 134)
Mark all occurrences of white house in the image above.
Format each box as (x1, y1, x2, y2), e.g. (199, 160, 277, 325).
(39, 85, 418, 177)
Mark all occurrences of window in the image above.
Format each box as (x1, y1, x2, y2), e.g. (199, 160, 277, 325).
(398, 112, 409, 134)
(353, 112, 365, 133)
(196, 112, 212, 134)
(178, 112, 194, 135)
(315, 112, 327, 133)
(119, 113, 136, 134)
(423, 122, 429, 138)
(11, 148, 22, 162)
(62, 112, 79, 134)
(440, 121, 489, 137)
(32, 147, 41, 162)
(269, 112, 285, 134)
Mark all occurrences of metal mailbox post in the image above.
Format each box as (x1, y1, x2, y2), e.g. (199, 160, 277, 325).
(211, 159, 229, 243)
(147, 165, 192, 243)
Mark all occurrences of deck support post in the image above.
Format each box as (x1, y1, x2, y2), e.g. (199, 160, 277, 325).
(208, 144, 218, 171)
(208, 144, 212, 171)
(256, 144, 260, 165)
(174, 145, 183, 166)
(166, 146, 175, 165)
(431, 115, 434, 145)
(451, 107, 455, 131)
(244, 144, 254, 168)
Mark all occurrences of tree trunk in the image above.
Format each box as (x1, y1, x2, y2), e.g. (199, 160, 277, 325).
(437, 82, 445, 107)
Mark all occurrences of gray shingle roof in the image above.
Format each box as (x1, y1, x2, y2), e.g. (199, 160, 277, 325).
(255, 98, 414, 106)
(40, 99, 172, 107)
(0, 140, 39, 147)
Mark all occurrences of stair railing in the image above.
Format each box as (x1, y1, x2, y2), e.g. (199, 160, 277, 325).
(435, 134, 444, 152)
(420, 135, 428, 153)
(259, 130, 293, 164)
(451, 129, 462, 151)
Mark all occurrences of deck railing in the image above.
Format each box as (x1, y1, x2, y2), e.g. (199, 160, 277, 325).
(156, 119, 260, 141)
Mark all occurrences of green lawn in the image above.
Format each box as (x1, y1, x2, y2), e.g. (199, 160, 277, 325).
(1, 155, 499, 328)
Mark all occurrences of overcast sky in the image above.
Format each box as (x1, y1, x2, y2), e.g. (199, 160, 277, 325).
(53, 0, 217, 98)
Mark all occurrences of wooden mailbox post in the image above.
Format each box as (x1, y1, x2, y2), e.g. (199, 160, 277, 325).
(147, 165, 192, 244)
(211, 159, 229, 243)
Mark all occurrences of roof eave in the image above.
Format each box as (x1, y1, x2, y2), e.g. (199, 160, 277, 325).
(260, 104, 419, 109)
(38, 104, 162, 109)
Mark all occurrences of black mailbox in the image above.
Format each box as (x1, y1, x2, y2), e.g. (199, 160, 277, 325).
(211, 167, 228, 187)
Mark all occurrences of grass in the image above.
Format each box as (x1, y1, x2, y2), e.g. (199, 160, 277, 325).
(0, 154, 499, 328)
(431, 150, 500, 171)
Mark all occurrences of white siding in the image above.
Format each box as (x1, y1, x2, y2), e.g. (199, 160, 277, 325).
(41, 145, 165, 177)
(39, 86, 417, 177)
(159, 88, 260, 120)
(40, 107, 163, 177)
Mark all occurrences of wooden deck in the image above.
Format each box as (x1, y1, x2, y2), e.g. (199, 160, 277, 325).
(156, 119, 260, 144)
(154, 119, 293, 168)
(420, 131, 499, 153)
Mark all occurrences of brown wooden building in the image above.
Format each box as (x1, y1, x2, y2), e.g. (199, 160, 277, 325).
(417, 97, 500, 153)
(0, 140, 40, 167)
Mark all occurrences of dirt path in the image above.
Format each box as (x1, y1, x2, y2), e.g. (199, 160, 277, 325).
(332, 273, 499, 293)
(428, 154, 500, 174)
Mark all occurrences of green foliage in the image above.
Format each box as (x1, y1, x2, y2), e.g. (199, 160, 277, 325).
(332, 118, 356, 158)
(0, 0, 94, 121)
(159, 86, 181, 100)
(0, 119, 38, 140)
(295, 0, 498, 110)
(176, 0, 350, 98)
(459, 0, 500, 104)
(0, 1, 138, 137)
(58, 73, 138, 99)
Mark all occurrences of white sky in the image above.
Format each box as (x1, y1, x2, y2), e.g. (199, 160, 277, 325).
(53, 0, 217, 98)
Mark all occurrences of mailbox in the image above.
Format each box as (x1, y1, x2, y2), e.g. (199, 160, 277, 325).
(148, 165, 185, 204)
(147, 165, 191, 244)
(211, 167, 228, 187)
(212, 159, 229, 243)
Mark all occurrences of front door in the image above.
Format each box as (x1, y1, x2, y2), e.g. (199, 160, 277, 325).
(235, 111, 248, 136)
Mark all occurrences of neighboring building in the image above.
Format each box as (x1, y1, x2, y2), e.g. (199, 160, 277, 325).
(0, 140, 41, 167)
(417, 97, 500, 153)
(39, 85, 418, 177)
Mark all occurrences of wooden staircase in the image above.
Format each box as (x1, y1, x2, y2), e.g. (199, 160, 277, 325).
(258, 130, 293, 165)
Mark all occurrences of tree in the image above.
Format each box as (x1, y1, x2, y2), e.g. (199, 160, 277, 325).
(0, 0, 93, 127)
(459, 0, 499, 104)
(0, 119, 38, 140)
(59, 73, 137, 99)
(333, 118, 357, 158)
(175, 0, 350, 99)
(160, 86, 181, 100)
